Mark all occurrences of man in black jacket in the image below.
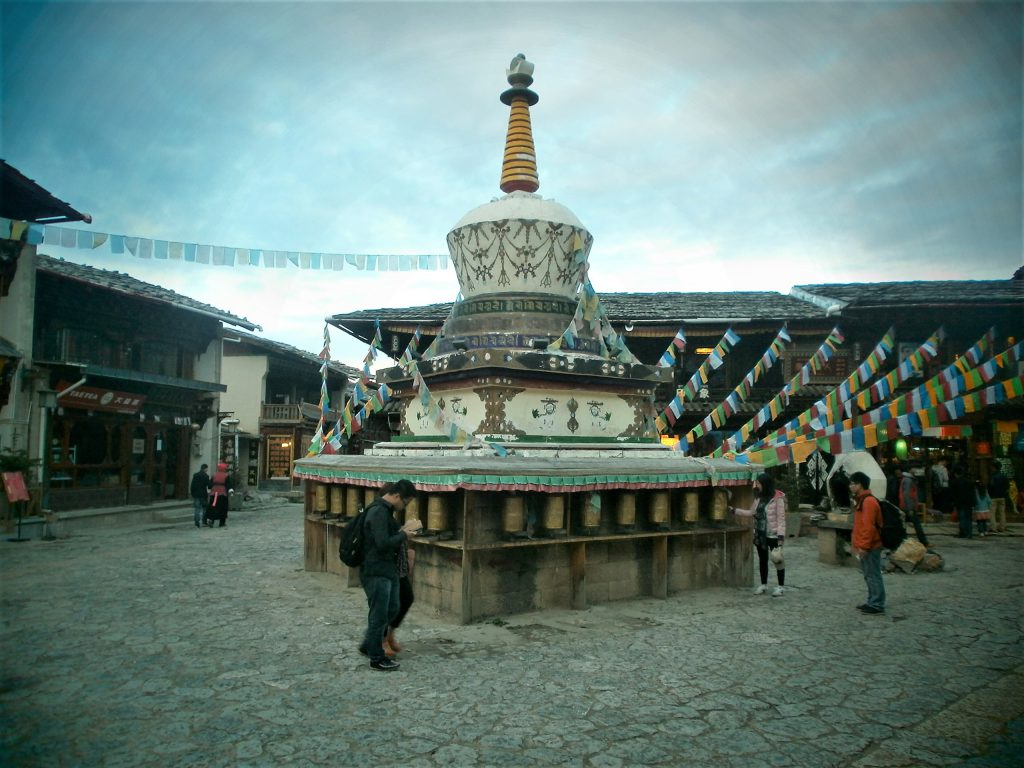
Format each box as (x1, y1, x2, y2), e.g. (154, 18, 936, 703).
(358, 479, 422, 671)
(189, 464, 209, 528)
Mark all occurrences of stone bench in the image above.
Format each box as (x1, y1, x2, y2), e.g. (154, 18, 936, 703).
(816, 518, 856, 567)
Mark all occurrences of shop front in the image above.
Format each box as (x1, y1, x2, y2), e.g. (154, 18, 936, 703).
(46, 377, 221, 511)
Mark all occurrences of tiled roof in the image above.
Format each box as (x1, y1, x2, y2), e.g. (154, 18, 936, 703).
(0, 160, 91, 224)
(37, 254, 260, 331)
(0, 336, 22, 357)
(231, 330, 359, 379)
(328, 291, 827, 326)
(792, 280, 1023, 309)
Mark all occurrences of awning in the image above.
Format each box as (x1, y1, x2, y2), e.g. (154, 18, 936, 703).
(83, 364, 226, 392)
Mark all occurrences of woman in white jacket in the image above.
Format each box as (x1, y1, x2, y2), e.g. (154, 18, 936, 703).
(733, 472, 787, 596)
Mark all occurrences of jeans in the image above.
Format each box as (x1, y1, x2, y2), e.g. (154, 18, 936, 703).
(991, 498, 1007, 532)
(361, 574, 400, 662)
(958, 509, 973, 538)
(192, 498, 206, 526)
(860, 548, 885, 611)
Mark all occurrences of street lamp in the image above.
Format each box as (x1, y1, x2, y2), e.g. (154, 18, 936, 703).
(38, 388, 57, 511)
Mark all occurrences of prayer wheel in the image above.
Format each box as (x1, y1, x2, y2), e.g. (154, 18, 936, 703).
(616, 492, 636, 531)
(426, 495, 448, 534)
(502, 496, 526, 537)
(711, 489, 729, 523)
(314, 484, 328, 514)
(582, 493, 601, 533)
(405, 495, 420, 526)
(683, 492, 700, 524)
(650, 491, 670, 530)
(329, 487, 343, 517)
(346, 486, 361, 515)
(543, 494, 566, 536)
(363, 487, 375, 510)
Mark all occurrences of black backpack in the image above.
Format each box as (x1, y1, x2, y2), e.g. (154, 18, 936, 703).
(877, 499, 907, 551)
(339, 506, 369, 567)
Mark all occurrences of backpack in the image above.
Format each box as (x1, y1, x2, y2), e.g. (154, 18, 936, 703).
(339, 506, 369, 567)
(877, 499, 907, 551)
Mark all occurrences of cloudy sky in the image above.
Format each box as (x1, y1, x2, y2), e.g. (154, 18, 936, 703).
(4, 1, 1021, 367)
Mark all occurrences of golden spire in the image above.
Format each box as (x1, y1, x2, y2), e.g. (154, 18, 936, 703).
(499, 54, 539, 194)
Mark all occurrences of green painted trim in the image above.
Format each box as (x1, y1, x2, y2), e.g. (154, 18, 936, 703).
(390, 433, 660, 445)
(293, 465, 754, 490)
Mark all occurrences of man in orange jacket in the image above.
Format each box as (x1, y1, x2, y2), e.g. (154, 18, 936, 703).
(850, 471, 885, 615)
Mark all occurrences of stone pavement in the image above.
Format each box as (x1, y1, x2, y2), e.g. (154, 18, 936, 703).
(1, 503, 1022, 767)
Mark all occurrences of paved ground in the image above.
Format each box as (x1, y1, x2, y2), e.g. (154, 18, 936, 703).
(1, 503, 1022, 767)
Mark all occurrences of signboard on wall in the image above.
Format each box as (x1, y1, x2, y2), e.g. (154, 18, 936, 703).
(57, 385, 146, 414)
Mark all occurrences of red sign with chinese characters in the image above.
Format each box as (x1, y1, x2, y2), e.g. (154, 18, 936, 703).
(57, 385, 146, 414)
(2, 471, 29, 502)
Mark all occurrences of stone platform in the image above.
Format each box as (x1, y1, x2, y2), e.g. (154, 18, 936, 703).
(294, 447, 757, 623)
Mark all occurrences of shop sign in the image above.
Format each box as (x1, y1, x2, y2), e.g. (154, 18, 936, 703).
(58, 385, 146, 414)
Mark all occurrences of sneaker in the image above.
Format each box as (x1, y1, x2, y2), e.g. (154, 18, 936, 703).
(772, 586, 784, 597)
(859, 605, 884, 614)
(855, 603, 868, 610)
(753, 584, 767, 595)
(370, 658, 400, 671)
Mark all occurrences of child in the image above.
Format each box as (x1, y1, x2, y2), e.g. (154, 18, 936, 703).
(974, 480, 991, 537)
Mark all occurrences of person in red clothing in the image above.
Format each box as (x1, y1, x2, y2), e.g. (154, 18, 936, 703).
(206, 462, 233, 528)
(850, 471, 885, 615)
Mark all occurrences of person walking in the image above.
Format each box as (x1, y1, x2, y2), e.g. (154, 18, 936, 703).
(732, 473, 787, 597)
(189, 463, 210, 528)
(988, 465, 1010, 533)
(850, 471, 885, 615)
(951, 465, 975, 539)
(358, 479, 422, 671)
(384, 542, 415, 657)
(206, 462, 232, 528)
(898, 468, 929, 547)
(931, 458, 950, 519)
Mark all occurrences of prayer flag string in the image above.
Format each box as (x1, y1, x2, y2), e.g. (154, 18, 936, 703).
(0, 217, 450, 273)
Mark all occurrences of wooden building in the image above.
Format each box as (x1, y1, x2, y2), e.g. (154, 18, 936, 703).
(220, 331, 357, 490)
(30, 256, 259, 510)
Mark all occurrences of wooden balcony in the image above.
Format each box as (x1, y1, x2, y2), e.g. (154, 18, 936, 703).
(261, 403, 303, 423)
(260, 402, 340, 425)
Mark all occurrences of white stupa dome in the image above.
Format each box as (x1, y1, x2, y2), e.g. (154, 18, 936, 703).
(451, 190, 587, 231)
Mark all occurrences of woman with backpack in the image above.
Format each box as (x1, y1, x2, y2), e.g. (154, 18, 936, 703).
(732, 473, 787, 597)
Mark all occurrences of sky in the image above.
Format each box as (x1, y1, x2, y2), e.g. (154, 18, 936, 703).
(3, 1, 1021, 369)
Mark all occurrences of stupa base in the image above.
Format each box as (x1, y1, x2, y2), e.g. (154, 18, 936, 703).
(295, 450, 756, 623)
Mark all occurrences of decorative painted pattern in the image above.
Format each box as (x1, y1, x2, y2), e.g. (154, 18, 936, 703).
(446, 220, 592, 300)
(451, 296, 577, 318)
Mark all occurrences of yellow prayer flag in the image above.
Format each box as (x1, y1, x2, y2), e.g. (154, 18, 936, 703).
(790, 440, 816, 464)
(863, 423, 878, 447)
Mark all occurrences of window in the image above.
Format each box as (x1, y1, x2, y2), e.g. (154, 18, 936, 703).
(139, 341, 182, 377)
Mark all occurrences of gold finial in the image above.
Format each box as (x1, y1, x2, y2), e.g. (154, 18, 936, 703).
(499, 54, 539, 194)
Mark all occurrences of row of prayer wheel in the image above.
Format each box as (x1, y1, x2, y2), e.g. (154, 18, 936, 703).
(312, 483, 450, 534)
(501, 488, 731, 538)
(313, 483, 731, 538)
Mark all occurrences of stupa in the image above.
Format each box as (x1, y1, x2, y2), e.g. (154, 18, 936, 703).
(294, 56, 755, 623)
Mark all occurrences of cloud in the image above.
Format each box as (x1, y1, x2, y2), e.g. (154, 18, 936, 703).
(6, 0, 1020, 360)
